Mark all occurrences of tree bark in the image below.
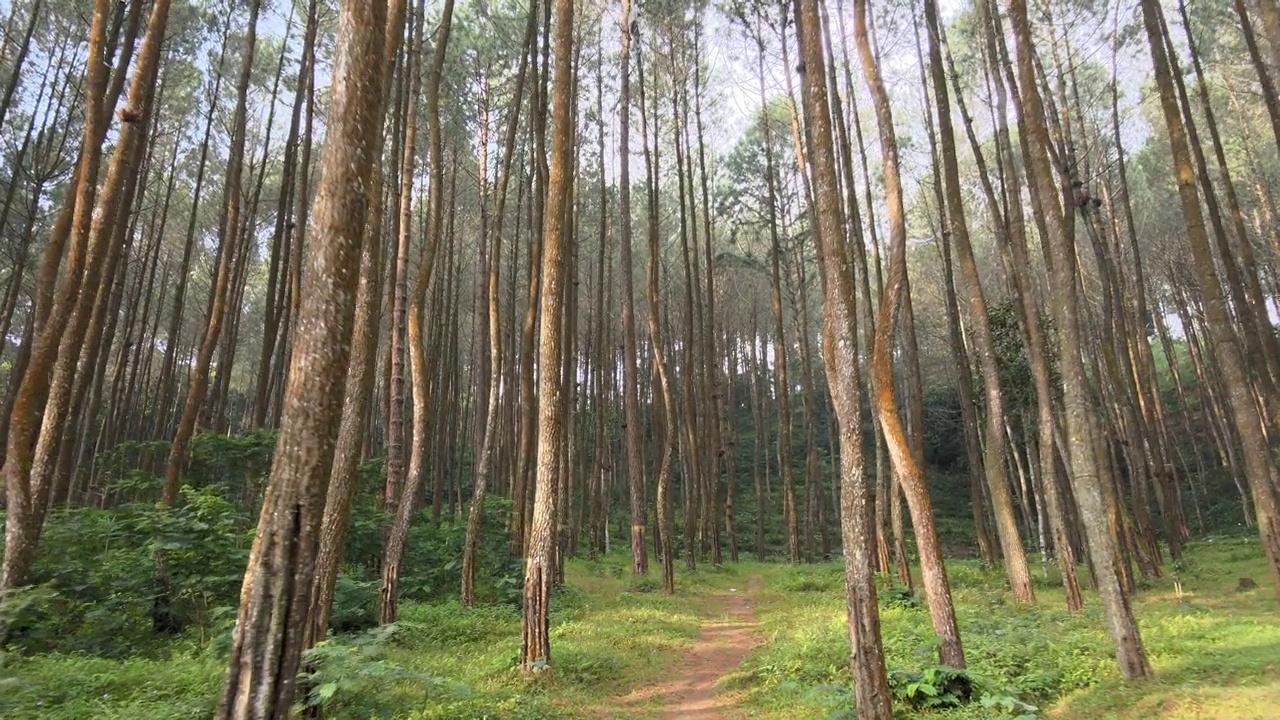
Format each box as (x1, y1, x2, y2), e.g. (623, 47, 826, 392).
(922, 0, 1033, 603)
(1007, 0, 1153, 680)
(521, 0, 575, 670)
(1141, 0, 1280, 604)
(793, 0, 894, 713)
(215, 1, 389, 715)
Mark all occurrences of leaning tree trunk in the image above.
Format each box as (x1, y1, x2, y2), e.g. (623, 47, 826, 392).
(163, 0, 261, 499)
(0, 0, 112, 599)
(922, 0, 1033, 603)
(955, 0, 1082, 609)
(1140, 0, 1280, 603)
(854, 0, 965, 671)
(215, 2, 389, 717)
(308, 0, 411, 644)
(792, 0, 894, 714)
(1006, 0, 1153, 680)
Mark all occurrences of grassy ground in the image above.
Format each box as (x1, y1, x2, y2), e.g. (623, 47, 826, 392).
(2, 537, 1275, 718)
(0, 554, 737, 719)
(729, 535, 1279, 719)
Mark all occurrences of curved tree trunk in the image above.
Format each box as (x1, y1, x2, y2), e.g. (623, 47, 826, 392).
(854, 0, 965, 670)
(792, 0, 893, 713)
(381, 0, 458, 625)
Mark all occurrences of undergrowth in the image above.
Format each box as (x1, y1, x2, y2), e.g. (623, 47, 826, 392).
(2, 536, 1274, 719)
(730, 535, 1279, 719)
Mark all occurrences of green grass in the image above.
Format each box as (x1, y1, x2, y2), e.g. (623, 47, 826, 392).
(3, 539, 1275, 719)
(1, 554, 735, 719)
(730, 536, 1279, 719)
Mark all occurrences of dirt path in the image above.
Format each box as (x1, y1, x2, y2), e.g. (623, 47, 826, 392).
(611, 574, 763, 719)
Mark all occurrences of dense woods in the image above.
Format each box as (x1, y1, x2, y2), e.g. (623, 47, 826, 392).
(0, 0, 1279, 717)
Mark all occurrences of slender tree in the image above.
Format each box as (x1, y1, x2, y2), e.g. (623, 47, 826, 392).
(793, 0, 893, 714)
(522, 0, 575, 670)
(1006, 0, 1153, 680)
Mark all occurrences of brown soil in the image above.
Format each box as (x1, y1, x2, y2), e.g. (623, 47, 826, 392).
(609, 574, 763, 719)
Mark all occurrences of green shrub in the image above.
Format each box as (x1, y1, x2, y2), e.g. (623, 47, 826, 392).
(889, 665, 975, 710)
(8, 485, 251, 655)
(301, 624, 450, 718)
(329, 574, 379, 635)
(881, 586, 922, 610)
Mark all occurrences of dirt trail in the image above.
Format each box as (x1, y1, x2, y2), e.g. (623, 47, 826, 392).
(612, 574, 764, 719)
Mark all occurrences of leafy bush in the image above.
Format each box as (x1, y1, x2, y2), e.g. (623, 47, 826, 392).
(627, 575, 660, 593)
(301, 624, 449, 717)
(7, 485, 251, 655)
(357, 495, 523, 608)
(329, 574, 379, 635)
(881, 586, 922, 610)
(979, 692, 1040, 719)
(889, 665, 975, 710)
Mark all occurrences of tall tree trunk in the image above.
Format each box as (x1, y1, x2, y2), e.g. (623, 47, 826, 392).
(922, 0, 1033, 602)
(1007, 0, 1153, 680)
(251, 0, 320, 430)
(636, 26, 676, 596)
(163, 0, 261, 499)
(521, 0, 574, 670)
(0, 0, 113, 598)
(793, 0, 894, 713)
(310, 0, 412, 642)
(215, 1, 389, 714)
(854, 0, 964, 670)
(959, 0, 1081, 610)
(381, 0, 457, 624)
(1140, 0, 1280, 603)
(619, 0, 649, 577)
(151, 20, 229, 439)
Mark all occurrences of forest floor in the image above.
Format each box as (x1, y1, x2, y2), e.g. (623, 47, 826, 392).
(3, 535, 1277, 719)
(605, 573, 763, 719)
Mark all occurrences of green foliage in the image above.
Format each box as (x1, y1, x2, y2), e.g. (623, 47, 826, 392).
(881, 586, 922, 611)
(736, 539, 1280, 719)
(329, 575, 379, 635)
(95, 432, 277, 505)
(776, 564, 843, 593)
(0, 649, 223, 719)
(626, 575, 661, 593)
(301, 624, 450, 718)
(401, 694, 566, 720)
(394, 496, 524, 607)
(890, 665, 975, 710)
(979, 692, 1040, 719)
(5, 485, 251, 656)
(396, 602, 520, 648)
(185, 430, 276, 490)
